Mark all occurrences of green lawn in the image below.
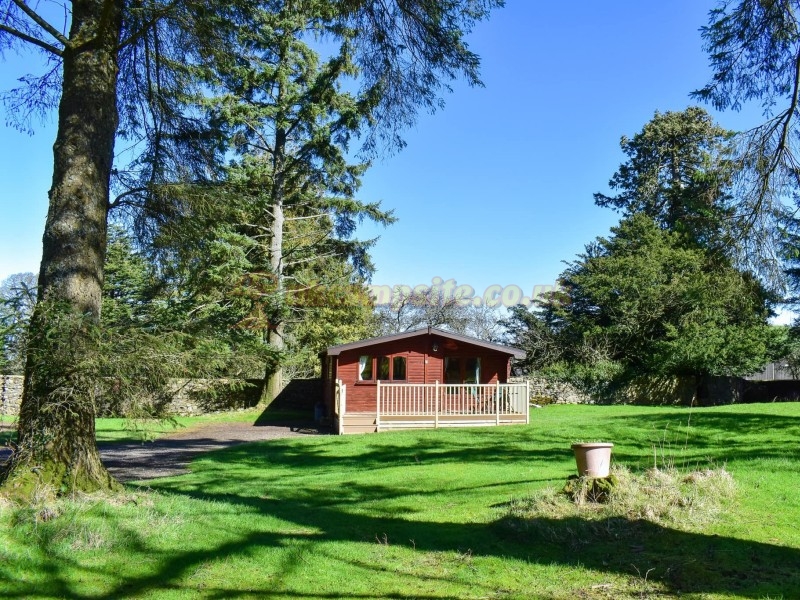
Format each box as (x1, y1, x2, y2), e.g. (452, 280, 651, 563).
(2, 403, 800, 599)
(0, 407, 308, 445)
(93, 407, 305, 442)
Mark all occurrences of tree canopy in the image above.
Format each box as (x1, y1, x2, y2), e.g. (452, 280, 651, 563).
(594, 107, 736, 249)
(694, 0, 800, 201)
(507, 214, 783, 397)
(507, 107, 784, 400)
(693, 1, 800, 286)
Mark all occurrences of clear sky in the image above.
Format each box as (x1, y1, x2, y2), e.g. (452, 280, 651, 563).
(0, 1, 765, 306)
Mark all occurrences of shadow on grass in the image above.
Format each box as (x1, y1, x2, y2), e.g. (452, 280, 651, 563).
(8, 430, 791, 599)
(173, 405, 800, 475)
(495, 512, 800, 597)
(602, 407, 800, 468)
(251, 402, 333, 436)
(54, 478, 797, 599)
(3, 407, 800, 598)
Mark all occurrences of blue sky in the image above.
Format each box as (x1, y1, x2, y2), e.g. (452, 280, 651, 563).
(0, 1, 765, 305)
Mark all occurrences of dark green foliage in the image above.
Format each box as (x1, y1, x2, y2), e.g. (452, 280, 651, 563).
(0, 272, 36, 374)
(176, 3, 399, 388)
(103, 225, 279, 382)
(508, 214, 783, 395)
(594, 107, 736, 249)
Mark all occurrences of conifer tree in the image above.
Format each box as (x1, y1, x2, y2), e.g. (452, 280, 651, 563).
(194, 5, 395, 399)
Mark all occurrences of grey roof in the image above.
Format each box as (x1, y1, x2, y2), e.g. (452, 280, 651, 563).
(324, 326, 526, 359)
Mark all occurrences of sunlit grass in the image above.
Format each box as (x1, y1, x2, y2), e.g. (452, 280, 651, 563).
(1, 403, 800, 598)
(3, 407, 308, 445)
(93, 408, 267, 442)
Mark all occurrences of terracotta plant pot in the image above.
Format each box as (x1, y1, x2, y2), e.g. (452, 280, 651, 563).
(571, 442, 613, 478)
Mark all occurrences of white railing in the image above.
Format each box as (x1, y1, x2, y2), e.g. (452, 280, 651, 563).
(376, 381, 529, 430)
(335, 379, 347, 435)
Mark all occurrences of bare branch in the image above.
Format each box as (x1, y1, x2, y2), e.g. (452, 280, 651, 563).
(0, 23, 62, 55)
(284, 212, 327, 221)
(284, 252, 338, 268)
(109, 186, 149, 209)
(10, 0, 69, 47)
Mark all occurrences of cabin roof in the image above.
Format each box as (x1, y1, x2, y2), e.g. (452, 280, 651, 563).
(323, 326, 526, 359)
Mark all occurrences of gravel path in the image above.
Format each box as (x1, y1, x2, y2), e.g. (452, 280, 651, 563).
(1, 420, 327, 483)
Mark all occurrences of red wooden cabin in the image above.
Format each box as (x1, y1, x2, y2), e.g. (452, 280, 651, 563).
(320, 327, 528, 434)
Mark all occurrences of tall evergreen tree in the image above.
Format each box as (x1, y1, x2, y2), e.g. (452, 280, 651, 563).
(193, 4, 395, 400)
(0, 0, 502, 494)
(507, 108, 783, 401)
(693, 1, 800, 285)
(0, 273, 37, 375)
(507, 215, 783, 400)
(594, 107, 736, 249)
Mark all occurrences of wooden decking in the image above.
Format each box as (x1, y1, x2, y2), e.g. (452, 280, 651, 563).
(335, 381, 530, 434)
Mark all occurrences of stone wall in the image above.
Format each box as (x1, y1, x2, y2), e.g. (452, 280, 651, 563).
(0, 376, 264, 417)
(618, 375, 743, 406)
(512, 375, 744, 406)
(147, 378, 264, 416)
(1, 375, 23, 416)
(511, 376, 592, 404)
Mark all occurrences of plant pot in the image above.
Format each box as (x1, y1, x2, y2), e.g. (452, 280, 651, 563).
(571, 442, 613, 478)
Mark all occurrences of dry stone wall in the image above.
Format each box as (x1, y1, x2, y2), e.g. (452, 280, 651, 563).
(1, 375, 23, 416)
(511, 376, 592, 404)
(0, 375, 263, 417)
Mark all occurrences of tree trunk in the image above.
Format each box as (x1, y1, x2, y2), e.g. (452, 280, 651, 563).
(1, 0, 124, 496)
(262, 123, 287, 405)
(262, 195, 285, 403)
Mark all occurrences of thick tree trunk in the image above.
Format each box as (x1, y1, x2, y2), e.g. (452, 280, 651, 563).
(262, 126, 287, 405)
(1, 0, 124, 496)
(262, 198, 285, 402)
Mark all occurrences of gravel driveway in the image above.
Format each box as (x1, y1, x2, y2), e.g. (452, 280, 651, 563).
(1, 420, 327, 483)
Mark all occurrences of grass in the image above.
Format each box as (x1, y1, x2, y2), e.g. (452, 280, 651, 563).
(0, 407, 308, 445)
(93, 407, 306, 442)
(1, 403, 800, 598)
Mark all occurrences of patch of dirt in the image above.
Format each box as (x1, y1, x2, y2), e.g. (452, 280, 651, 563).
(1, 420, 328, 483)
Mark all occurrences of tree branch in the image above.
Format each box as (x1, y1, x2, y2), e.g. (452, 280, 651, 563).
(284, 252, 338, 268)
(0, 23, 63, 56)
(11, 0, 70, 48)
(109, 186, 149, 209)
(117, 0, 180, 49)
(285, 213, 327, 221)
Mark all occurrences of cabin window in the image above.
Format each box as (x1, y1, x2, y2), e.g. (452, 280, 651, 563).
(359, 354, 408, 382)
(393, 356, 407, 381)
(465, 357, 481, 384)
(377, 356, 390, 380)
(444, 357, 481, 384)
(359, 355, 373, 380)
(444, 357, 461, 384)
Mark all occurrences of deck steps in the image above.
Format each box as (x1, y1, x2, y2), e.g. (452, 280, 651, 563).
(340, 412, 377, 434)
